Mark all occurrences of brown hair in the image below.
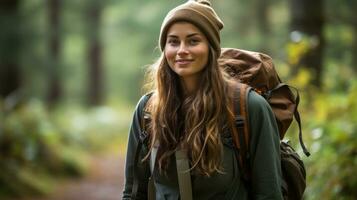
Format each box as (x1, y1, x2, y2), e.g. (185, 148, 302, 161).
(144, 46, 235, 176)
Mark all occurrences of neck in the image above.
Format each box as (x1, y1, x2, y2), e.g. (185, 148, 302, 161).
(180, 75, 201, 95)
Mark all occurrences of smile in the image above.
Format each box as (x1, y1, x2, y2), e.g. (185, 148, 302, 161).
(175, 59, 193, 65)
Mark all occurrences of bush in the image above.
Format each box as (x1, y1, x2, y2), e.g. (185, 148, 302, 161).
(0, 99, 88, 197)
(303, 81, 357, 200)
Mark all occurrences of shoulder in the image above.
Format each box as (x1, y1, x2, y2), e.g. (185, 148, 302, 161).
(246, 89, 273, 117)
(136, 92, 154, 111)
(247, 90, 268, 107)
(131, 92, 154, 121)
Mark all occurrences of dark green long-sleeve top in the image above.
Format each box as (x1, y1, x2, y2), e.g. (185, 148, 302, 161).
(123, 90, 283, 200)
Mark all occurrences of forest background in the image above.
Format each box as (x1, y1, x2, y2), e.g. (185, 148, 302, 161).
(0, 0, 356, 199)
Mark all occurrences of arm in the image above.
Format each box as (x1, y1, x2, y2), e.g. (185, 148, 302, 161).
(247, 91, 283, 200)
(122, 95, 151, 200)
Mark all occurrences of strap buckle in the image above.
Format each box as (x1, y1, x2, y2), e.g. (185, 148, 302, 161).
(235, 115, 245, 127)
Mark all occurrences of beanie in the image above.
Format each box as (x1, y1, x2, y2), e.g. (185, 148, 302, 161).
(159, 0, 224, 56)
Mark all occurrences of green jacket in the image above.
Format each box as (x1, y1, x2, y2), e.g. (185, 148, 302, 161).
(123, 91, 283, 200)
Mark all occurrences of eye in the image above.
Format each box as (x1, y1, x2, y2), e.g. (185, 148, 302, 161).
(167, 38, 180, 46)
(188, 38, 200, 45)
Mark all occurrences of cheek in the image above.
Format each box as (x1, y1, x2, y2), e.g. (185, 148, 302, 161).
(164, 48, 176, 61)
(198, 47, 209, 65)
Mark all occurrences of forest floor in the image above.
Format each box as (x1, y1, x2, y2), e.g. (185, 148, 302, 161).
(13, 152, 125, 200)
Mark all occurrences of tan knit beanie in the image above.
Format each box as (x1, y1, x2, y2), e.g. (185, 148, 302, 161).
(159, 0, 224, 56)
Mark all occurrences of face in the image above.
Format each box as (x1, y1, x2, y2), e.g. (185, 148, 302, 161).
(164, 22, 209, 81)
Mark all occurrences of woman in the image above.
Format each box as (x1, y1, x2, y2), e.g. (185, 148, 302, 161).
(123, 0, 283, 199)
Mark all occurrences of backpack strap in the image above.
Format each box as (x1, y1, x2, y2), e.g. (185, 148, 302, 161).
(289, 87, 310, 157)
(238, 83, 250, 150)
(271, 84, 310, 157)
(131, 111, 151, 199)
(131, 138, 143, 199)
(230, 83, 252, 182)
(175, 150, 193, 200)
(133, 93, 194, 200)
(131, 93, 153, 199)
(147, 142, 158, 200)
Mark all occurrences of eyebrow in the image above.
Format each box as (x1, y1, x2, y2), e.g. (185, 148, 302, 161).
(167, 33, 201, 38)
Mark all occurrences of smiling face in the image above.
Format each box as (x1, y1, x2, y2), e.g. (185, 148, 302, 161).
(164, 22, 209, 84)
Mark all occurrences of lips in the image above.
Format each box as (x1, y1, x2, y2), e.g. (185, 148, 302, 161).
(175, 59, 193, 65)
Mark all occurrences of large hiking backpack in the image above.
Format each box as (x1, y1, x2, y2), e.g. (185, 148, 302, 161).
(132, 48, 310, 200)
(219, 48, 310, 200)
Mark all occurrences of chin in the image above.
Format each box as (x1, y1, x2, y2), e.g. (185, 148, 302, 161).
(174, 70, 193, 77)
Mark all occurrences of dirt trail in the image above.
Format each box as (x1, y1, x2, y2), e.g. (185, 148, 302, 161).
(20, 152, 125, 200)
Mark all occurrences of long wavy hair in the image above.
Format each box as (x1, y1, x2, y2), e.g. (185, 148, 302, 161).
(144, 45, 235, 176)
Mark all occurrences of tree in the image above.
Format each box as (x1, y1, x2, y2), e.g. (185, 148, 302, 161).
(47, 0, 63, 106)
(0, 0, 21, 98)
(290, 0, 325, 87)
(315, 0, 356, 80)
(255, 0, 271, 53)
(87, 1, 104, 105)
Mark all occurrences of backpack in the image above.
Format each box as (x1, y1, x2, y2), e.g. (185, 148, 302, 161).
(132, 48, 310, 200)
(219, 48, 310, 200)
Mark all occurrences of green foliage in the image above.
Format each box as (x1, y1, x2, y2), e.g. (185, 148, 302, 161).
(51, 103, 131, 151)
(285, 33, 357, 198)
(0, 96, 131, 197)
(1, 0, 356, 199)
(302, 82, 357, 199)
(0, 99, 88, 196)
(287, 33, 313, 66)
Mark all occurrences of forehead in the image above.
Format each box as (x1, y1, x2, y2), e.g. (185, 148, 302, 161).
(166, 21, 204, 36)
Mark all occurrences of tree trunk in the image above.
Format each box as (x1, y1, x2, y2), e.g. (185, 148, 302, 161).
(351, 2, 357, 73)
(47, 0, 62, 106)
(87, 2, 103, 106)
(290, 0, 325, 87)
(0, 0, 21, 98)
(256, 0, 270, 53)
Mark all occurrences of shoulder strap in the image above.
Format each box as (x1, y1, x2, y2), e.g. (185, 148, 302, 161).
(131, 140, 143, 199)
(230, 83, 252, 181)
(131, 93, 153, 199)
(175, 150, 193, 200)
(239, 83, 250, 150)
(147, 143, 158, 200)
(288, 86, 310, 157)
(266, 83, 310, 157)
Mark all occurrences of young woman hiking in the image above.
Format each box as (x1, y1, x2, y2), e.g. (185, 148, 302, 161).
(123, 0, 283, 199)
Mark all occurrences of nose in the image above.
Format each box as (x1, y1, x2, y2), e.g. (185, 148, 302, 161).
(177, 43, 189, 55)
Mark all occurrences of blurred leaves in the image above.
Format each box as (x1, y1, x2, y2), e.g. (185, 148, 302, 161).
(286, 35, 357, 199)
(287, 32, 313, 66)
(0, 98, 131, 196)
(303, 85, 357, 199)
(0, 99, 86, 196)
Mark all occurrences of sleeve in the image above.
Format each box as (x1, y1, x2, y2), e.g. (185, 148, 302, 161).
(247, 91, 284, 200)
(122, 94, 151, 200)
